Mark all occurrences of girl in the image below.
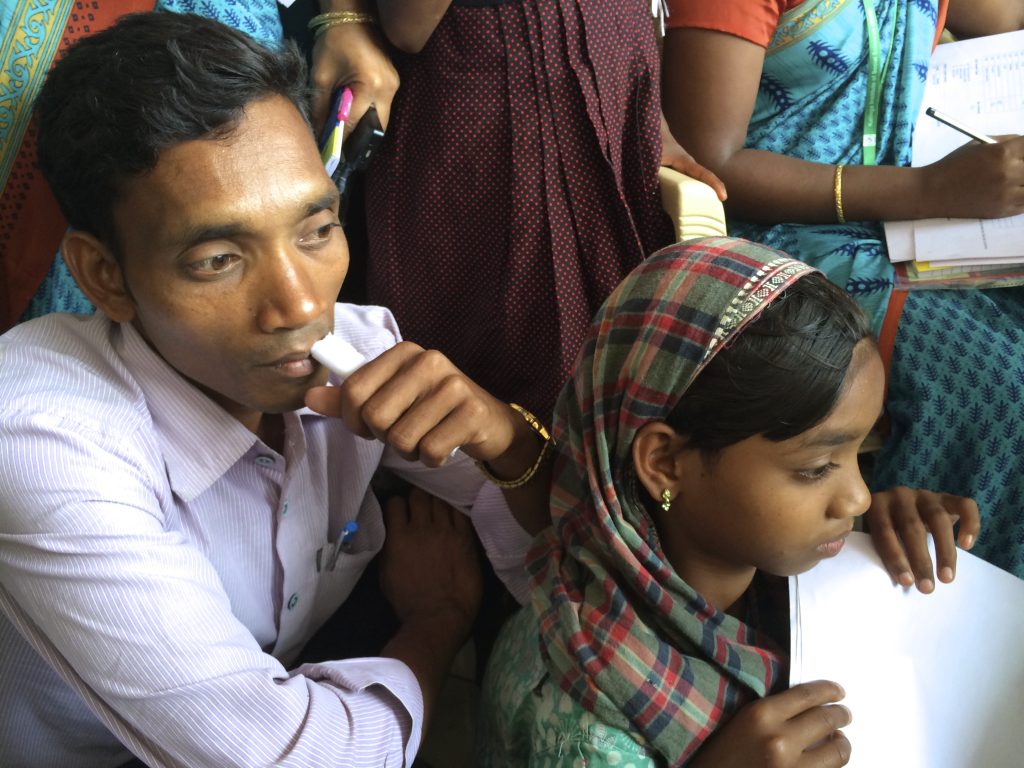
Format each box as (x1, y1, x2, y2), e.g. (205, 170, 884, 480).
(479, 237, 976, 766)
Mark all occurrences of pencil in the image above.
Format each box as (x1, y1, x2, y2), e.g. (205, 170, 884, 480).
(925, 107, 997, 144)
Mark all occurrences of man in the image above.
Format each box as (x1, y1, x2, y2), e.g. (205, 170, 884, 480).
(0, 12, 549, 767)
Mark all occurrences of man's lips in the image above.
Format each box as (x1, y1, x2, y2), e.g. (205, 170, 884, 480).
(262, 347, 319, 378)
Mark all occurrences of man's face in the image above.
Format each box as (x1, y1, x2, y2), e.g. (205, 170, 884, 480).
(110, 95, 347, 431)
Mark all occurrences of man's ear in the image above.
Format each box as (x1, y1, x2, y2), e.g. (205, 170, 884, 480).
(632, 421, 689, 509)
(61, 230, 135, 323)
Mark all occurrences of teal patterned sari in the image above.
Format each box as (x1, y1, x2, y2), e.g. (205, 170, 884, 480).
(731, 0, 1024, 579)
(729, 0, 937, 335)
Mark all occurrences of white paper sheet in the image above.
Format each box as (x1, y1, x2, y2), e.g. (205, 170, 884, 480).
(789, 532, 1024, 768)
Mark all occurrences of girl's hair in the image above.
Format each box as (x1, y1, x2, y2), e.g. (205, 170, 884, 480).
(665, 272, 873, 452)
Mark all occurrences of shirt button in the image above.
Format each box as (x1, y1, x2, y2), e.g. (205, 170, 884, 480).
(287, 593, 299, 610)
(255, 455, 275, 467)
(282, 501, 289, 516)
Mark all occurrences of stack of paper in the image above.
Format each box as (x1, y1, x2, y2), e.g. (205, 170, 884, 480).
(885, 29, 1024, 287)
(790, 532, 1024, 767)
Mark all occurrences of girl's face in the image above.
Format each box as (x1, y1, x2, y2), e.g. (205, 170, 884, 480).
(664, 340, 885, 599)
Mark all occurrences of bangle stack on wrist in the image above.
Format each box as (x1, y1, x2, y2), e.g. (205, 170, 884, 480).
(308, 11, 376, 37)
(476, 404, 554, 489)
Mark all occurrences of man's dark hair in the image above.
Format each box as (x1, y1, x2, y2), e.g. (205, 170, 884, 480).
(35, 11, 310, 248)
(666, 272, 875, 453)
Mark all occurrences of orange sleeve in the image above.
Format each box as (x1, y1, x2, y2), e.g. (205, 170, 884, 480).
(665, 0, 802, 47)
(934, 0, 949, 47)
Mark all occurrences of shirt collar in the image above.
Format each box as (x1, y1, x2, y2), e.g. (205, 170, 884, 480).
(116, 323, 265, 502)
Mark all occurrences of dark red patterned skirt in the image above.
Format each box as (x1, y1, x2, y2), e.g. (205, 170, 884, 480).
(365, 0, 673, 420)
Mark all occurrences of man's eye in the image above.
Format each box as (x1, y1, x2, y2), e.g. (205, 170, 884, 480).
(189, 254, 239, 274)
(301, 222, 341, 245)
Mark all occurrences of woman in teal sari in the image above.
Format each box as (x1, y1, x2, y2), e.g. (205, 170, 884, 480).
(663, 0, 1024, 579)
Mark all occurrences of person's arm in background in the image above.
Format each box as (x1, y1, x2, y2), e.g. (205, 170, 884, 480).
(375, 0, 452, 53)
(310, 0, 400, 134)
(660, 112, 728, 201)
(945, 0, 1024, 39)
(661, 15, 1024, 225)
(376, 489, 482, 735)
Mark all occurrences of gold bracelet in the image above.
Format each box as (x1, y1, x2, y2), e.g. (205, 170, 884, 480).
(476, 404, 554, 489)
(834, 164, 846, 224)
(308, 11, 376, 36)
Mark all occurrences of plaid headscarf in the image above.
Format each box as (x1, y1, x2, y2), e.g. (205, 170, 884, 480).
(528, 237, 817, 765)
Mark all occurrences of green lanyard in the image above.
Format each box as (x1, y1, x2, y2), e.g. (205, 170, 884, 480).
(862, 0, 882, 166)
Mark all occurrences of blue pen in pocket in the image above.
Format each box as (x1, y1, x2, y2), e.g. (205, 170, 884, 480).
(339, 521, 359, 551)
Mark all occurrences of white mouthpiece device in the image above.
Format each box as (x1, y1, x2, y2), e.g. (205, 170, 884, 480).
(310, 332, 366, 381)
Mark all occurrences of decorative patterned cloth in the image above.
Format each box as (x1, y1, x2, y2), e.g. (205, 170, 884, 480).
(365, 0, 675, 421)
(488, 237, 815, 767)
(1, 1, 284, 331)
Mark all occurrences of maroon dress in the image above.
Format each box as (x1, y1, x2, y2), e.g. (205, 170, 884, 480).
(366, 0, 673, 420)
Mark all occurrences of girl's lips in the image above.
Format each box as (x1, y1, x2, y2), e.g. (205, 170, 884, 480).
(817, 536, 848, 557)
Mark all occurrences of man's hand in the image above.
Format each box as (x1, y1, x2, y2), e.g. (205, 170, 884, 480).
(305, 341, 553, 535)
(305, 341, 530, 468)
(865, 487, 980, 593)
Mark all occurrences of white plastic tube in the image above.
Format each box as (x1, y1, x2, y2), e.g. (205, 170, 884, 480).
(310, 332, 366, 381)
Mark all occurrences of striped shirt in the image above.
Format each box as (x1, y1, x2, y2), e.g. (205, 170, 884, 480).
(0, 305, 532, 768)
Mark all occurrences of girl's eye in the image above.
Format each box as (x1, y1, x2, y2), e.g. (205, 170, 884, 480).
(188, 253, 239, 275)
(300, 222, 341, 245)
(798, 462, 839, 481)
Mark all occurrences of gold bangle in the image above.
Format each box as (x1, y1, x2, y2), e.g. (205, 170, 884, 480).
(834, 164, 846, 224)
(308, 11, 376, 35)
(476, 404, 554, 489)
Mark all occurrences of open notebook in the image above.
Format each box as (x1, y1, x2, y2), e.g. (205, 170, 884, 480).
(789, 532, 1024, 767)
(885, 28, 1024, 287)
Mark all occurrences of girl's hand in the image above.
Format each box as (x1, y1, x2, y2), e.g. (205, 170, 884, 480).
(865, 487, 980, 593)
(689, 680, 851, 767)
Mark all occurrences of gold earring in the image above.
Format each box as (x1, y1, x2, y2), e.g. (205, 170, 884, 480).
(660, 488, 673, 512)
